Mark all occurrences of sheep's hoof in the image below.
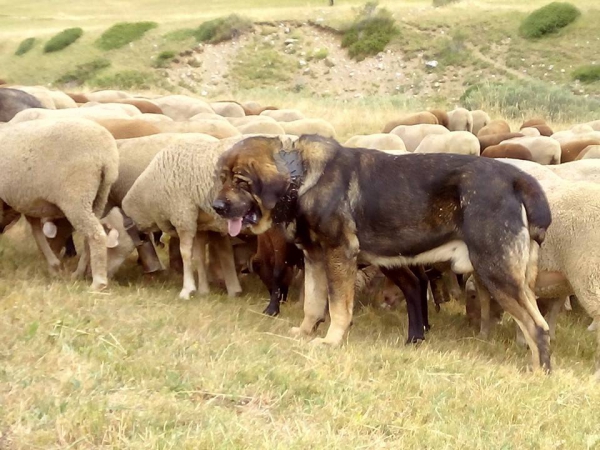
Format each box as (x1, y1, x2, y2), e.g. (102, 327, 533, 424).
(263, 304, 280, 316)
(179, 289, 195, 300)
(228, 288, 242, 298)
(290, 326, 312, 338)
(309, 336, 341, 347)
(90, 281, 108, 292)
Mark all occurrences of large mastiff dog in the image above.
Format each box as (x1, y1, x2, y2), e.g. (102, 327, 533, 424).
(213, 135, 553, 372)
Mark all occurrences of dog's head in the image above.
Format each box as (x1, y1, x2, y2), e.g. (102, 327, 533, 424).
(213, 136, 293, 236)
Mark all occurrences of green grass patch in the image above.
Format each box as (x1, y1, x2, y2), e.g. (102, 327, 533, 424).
(43, 28, 83, 53)
(519, 2, 581, 39)
(460, 80, 600, 122)
(434, 30, 471, 68)
(341, 2, 399, 61)
(163, 28, 196, 42)
(312, 48, 329, 60)
(55, 59, 111, 86)
(230, 45, 293, 89)
(572, 65, 600, 83)
(91, 70, 162, 90)
(96, 21, 158, 50)
(194, 14, 252, 44)
(15, 37, 36, 56)
(152, 50, 177, 68)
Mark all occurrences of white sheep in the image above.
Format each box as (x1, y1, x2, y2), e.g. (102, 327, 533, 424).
(499, 136, 561, 164)
(227, 115, 277, 127)
(260, 109, 305, 122)
(390, 124, 449, 152)
(586, 120, 600, 131)
(152, 95, 214, 121)
(279, 118, 336, 139)
(471, 110, 490, 136)
(210, 101, 245, 117)
(447, 108, 473, 132)
(86, 90, 132, 102)
(344, 133, 407, 152)
(9, 107, 130, 124)
(80, 102, 142, 117)
(237, 121, 286, 135)
(191, 112, 229, 122)
(0, 118, 119, 290)
(152, 119, 241, 139)
(519, 127, 542, 137)
(578, 145, 600, 160)
(414, 130, 480, 156)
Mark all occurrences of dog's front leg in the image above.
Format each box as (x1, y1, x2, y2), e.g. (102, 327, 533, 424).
(290, 248, 328, 338)
(310, 246, 357, 347)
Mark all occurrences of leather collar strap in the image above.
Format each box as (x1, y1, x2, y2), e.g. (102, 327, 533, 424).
(272, 149, 303, 225)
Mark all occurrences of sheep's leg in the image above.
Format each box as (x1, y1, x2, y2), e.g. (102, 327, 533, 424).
(212, 233, 242, 297)
(192, 232, 210, 296)
(544, 297, 563, 340)
(73, 240, 90, 280)
(168, 236, 183, 273)
(27, 216, 62, 275)
(179, 230, 196, 300)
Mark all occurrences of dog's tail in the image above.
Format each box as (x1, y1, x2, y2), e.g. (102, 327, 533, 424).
(514, 173, 552, 245)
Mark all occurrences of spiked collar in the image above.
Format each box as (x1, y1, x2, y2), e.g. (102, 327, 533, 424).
(272, 148, 303, 225)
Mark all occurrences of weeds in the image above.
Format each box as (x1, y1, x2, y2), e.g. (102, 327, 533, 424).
(572, 65, 600, 84)
(195, 14, 252, 44)
(43, 28, 83, 53)
(519, 2, 581, 39)
(15, 37, 36, 56)
(55, 59, 111, 86)
(96, 22, 158, 50)
(92, 70, 162, 90)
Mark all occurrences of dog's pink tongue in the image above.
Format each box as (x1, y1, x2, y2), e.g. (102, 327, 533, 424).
(228, 218, 243, 237)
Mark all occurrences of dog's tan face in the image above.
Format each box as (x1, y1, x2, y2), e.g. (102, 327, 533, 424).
(213, 137, 290, 236)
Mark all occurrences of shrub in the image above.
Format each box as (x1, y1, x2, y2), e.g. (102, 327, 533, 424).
(153, 50, 177, 68)
(433, 0, 461, 6)
(519, 2, 581, 39)
(572, 65, 600, 83)
(43, 28, 83, 53)
(313, 48, 329, 60)
(460, 80, 600, 123)
(15, 37, 36, 56)
(341, 2, 399, 61)
(231, 46, 293, 89)
(194, 14, 252, 44)
(435, 30, 470, 67)
(96, 22, 158, 50)
(55, 59, 111, 86)
(163, 28, 196, 42)
(92, 70, 161, 90)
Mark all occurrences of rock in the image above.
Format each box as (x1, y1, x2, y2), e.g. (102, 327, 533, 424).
(425, 60, 438, 68)
(324, 58, 335, 68)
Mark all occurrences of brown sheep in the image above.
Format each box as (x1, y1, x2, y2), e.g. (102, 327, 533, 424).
(481, 143, 534, 161)
(94, 119, 161, 140)
(242, 101, 277, 116)
(0, 79, 7, 85)
(382, 111, 438, 133)
(477, 119, 511, 137)
(115, 99, 163, 115)
(520, 119, 553, 137)
(478, 132, 524, 151)
(521, 118, 546, 128)
(66, 93, 89, 103)
(560, 139, 600, 163)
(428, 109, 449, 128)
(576, 145, 600, 160)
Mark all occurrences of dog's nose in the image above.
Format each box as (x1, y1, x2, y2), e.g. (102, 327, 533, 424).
(212, 199, 229, 215)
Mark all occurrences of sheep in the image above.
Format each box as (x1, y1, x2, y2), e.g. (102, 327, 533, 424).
(447, 108, 473, 133)
(414, 131, 480, 156)
(211, 101, 246, 117)
(152, 95, 214, 121)
(390, 124, 450, 152)
(114, 98, 163, 114)
(519, 127, 541, 137)
(576, 145, 600, 160)
(344, 133, 407, 152)
(44, 90, 77, 109)
(477, 119, 510, 137)
(499, 136, 561, 164)
(10, 85, 56, 109)
(227, 115, 277, 127)
(428, 109, 449, 128)
(242, 101, 276, 115)
(481, 143, 533, 161)
(237, 121, 286, 135)
(0, 88, 43, 122)
(586, 120, 600, 131)
(561, 139, 600, 162)
(191, 112, 229, 122)
(153, 119, 241, 139)
(86, 90, 132, 102)
(552, 128, 600, 145)
(279, 118, 336, 139)
(0, 118, 118, 290)
(260, 109, 305, 122)
(520, 118, 553, 136)
(137, 113, 174, 123)
(382, 111, 438, 133)
(66, 92, 89, 104)
(478, 132, 525, 151)
(80, 102, 142, 117)
(10, 106, 130, 124)
(121, 138, 244, 300)
(94, 118, 161, 140)
(471, 110, 491, 136)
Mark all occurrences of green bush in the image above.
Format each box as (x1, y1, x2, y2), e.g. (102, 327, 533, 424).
(55, 59, 111, 86)
(519, 2, 581, 39)
(153, 50, 177, 68)
(96, 22, 158, 50)
(92, 70, 161, 90)
(231, 46, 293, 89)
(433, 0, 461, 7)
(15, 37, 36, 56)
(43, 28, 83, 53)
(572, 65, 600, 83)
(341, 2, 399, 61)
(194, 14, 252, 44)
(163, 28, 196, 42)
(460, 80, 600, 123)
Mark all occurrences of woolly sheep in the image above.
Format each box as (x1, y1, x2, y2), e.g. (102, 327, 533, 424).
(478, 132, 524, 151)
(114, 98, 162, 114)
(576, 145, 600, 160)
(137, 113, 174, 123)
(520, 118, 553, 137)
(428, 109, 449, 128)
(242, 101, 275, 115)
(94, 118, 161, 140)
(227, 115, 277, 127)
(153, 119, 241, 139)
(382, 111, 438, 133)
(122, 138, 244, 300)
(390, 124, 450, 152)
(10, 86, 55, 109)
(477, 119, 510, 137)
(481, 143, 533, 161)
(81, 102, 142, 117)
(153, 95, 214, 121)
(471, 110, 491, 136)
(519, 127, 541, 137)
(260, 109, 305, 122)
(211, 101, 245, 117)
(191, 112, 228, 122)
(344, 133, 407, 152)
(66, 92, 89, 103)
(561, 139, 600, 162)
(586, 120, 600, 131)
(552, 128, 600, 145)
(279, 118, 336, 139)
(86, 90, 132, 102)
(0, 88, 43, 122)
(447, 108, 473, 133)
(237, 121, 286, 135)
(414, 131, 480, 156)
(0, 118, 118, 290)
(45, 90, 77, 109)
(499, 136, 560, 164)
(9, 107, 130, 124)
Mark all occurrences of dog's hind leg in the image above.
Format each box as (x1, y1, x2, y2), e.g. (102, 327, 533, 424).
(291, 248, 328, 338)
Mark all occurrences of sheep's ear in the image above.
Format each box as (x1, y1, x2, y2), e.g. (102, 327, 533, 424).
(42, 221, 58, 239)
(106, 228, 120, 248)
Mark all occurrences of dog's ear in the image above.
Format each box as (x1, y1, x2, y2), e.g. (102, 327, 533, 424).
(249, 161, 290, 210)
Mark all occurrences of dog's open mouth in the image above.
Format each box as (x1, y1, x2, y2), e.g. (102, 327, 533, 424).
(227, 207, 260, 237)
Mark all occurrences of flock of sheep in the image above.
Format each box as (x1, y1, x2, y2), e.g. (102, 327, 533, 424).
(1, 83, 600, 377)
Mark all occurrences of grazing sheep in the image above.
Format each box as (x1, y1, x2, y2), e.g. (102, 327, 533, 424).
(191, 113, 228, 122)
(0, 88, 43, 122)
(477, 119, 511, 137)
(382, 111, 438, 133)
(478, 132, 525, 151)
(81, 102, 142, 117)
(137, 113, 174, 123)
(521, 118, 546, 128)
(529, 125, 553, 136)
(122, 138, 244, 300)
(86, 90, 132, 102)
(242, 101, 276, 116)
(499, 136, 561, 165)
(561, 139, 600, 162)
(414, 131, 480, 156)
(211, 101, 246, 117)
(237, 121, 286, 135)
(390, 124, 450, 152)
(153, 119, 241, 139)
(586, 120, 600, 131)
(471, 110, 491, 136)
(428, 109, 449, 128)
(279, 118, 336, 138)
(0, 118, 118, 290)
(227, 115, 277, 127)
(260, 108, 305, 122)
(10, 85, 56, 109)
(520, 119, 553, 136)
(519, 127, 541, 137)
(447, 108, 473, 133)
(9, 106, 130, 123)
(94, 118, 160, 140)
(45, 90, 77, 109)
(152, 95, 214, 121)
(344, 133, 407, 152)
(552, 128, 600, 145)
(481, 143, 533, 161)
(66, 92, 89, 103)
(576, 145, 600, 160)
(114, 99, 163, 114)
